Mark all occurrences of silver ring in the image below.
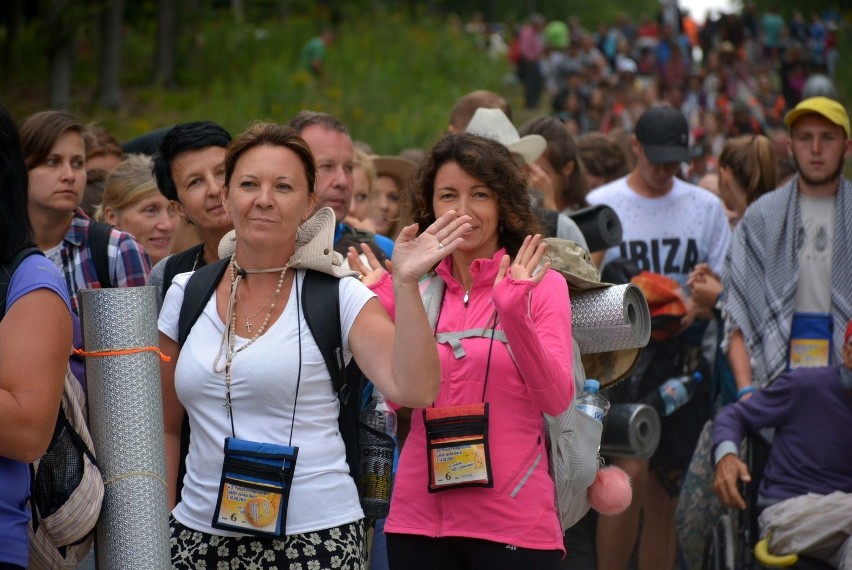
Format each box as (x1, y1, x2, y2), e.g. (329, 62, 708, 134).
(438, 242, 445, 250)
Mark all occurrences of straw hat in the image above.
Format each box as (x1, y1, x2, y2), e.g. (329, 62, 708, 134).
(542, 238, 648, 387)
(371, 155, 417, 186)
(465, 108, 547, 165)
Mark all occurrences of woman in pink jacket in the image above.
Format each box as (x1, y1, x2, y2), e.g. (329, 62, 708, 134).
(351, 132, 574, 569)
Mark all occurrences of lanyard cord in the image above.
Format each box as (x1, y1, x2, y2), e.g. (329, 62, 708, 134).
(432, 295, 500, 407)
(480, 310, 499, 402)
(225, 270, 304, 445)
(288, 274, 303, 448)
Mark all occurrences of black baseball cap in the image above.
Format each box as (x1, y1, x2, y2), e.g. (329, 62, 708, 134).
(634, 107, 690, 164)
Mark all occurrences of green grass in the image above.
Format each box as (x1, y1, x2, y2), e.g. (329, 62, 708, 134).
(3, 8, 850, 159)
(4, 11, 513, 154)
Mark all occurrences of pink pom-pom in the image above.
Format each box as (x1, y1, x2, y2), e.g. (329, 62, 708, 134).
(588, 466, 632, 515)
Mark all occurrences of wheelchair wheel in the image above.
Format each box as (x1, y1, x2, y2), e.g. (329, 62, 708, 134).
(703, 513, 736, 570)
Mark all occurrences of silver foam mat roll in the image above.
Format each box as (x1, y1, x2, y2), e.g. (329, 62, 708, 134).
(571, 284, 650, 354)
(601, 403, 661, 460)
(79, 286, 170, 570)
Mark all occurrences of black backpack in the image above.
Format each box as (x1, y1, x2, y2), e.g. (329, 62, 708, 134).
(86, 220, 114, 289)
(0, 246, 43, 316)
(177, 261, 365, 495)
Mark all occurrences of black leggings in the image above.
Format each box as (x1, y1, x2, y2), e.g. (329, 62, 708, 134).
(387, 533, 562, 570)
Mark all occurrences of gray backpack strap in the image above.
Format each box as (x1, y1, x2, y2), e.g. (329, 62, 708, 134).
(420, 273, 445, 331)
(435, 329, 510, 359)
(420, 273, 515, 360)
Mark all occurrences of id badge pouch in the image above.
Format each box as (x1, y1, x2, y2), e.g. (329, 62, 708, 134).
(788, 312, 833, 370)
(212, 437, 298, 538)
(423, 403, 492, 492)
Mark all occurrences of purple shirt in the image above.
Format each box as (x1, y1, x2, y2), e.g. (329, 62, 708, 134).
(0, 254, 71, 567)
(713, 366, 852, 502)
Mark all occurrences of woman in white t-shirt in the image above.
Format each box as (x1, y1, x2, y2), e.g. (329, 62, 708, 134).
(158, 122, 470, 569)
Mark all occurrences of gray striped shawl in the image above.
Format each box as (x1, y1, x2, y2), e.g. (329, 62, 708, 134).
(723, 175, 852, 388)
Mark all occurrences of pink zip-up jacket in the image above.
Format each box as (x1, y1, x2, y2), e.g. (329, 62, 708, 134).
(370, 249, 574, 553)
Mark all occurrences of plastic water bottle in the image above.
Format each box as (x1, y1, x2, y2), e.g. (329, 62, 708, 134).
(645, 371, 704, 417)
(358, 389, 397, 518)
(576, 379, 610, 422)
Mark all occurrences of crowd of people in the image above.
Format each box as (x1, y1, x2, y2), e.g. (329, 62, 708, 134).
(1, 3, 851, 570)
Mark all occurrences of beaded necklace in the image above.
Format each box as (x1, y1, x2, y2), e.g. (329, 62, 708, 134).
(213, 254, 292, 418)
(237, 283, 281, 334)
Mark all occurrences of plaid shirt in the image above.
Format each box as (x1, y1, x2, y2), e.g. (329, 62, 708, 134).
(50, 209, 151, 313)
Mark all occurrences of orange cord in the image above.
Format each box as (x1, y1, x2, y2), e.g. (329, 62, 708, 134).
(73, 346, 171, 362)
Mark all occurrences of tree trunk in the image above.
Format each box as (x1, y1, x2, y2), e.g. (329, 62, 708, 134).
(97, 0, 124, 110)
(276, 0, 290, 21)
(231, 0, 244, 24)
(154, 0, 177, 87)
(46, 0, 75, 110)
(2, 0, 25, 69)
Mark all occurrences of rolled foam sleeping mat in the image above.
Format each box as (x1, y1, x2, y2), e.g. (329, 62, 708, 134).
(79, 286, 171, 570)
(600, 403, 661, 460)
(571, 283, 650, 355)
(568, 204, 623, 252)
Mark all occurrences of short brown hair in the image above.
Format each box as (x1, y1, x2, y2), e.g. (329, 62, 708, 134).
(577, 132, 631, 184)
(19, 110, 86, 170)
(84, 123, 123, 161)
(448, 90, 512, 131)
(224, 122, 316, 194)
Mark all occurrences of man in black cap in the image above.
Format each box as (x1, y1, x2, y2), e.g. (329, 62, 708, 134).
(586, 105, 732, 570)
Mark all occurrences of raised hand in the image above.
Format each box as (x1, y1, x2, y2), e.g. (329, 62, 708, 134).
(392, 210, 471, 285)
(494, 234, 550, 287)
(347, 244, 390, 287)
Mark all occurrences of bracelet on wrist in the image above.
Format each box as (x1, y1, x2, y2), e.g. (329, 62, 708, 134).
(737, 386, 756, 400)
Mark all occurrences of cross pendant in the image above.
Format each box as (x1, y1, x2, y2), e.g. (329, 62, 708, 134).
(246, 320, 252, 334)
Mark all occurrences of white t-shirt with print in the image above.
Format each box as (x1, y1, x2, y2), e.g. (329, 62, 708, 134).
(159, 269, 374, 536)
(795, 194, 834, 313)
(587, 176, 732, 287)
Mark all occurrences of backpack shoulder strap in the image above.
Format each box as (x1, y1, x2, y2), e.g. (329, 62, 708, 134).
(86, 221, 113, 288)
(301, 270, 348, 401)
(420, 273, 446, 331)
(178, 259, 229, 348)
(301, 270, 363, 484)
(163, 243, 205, 300)
(0, 247, 45, 319)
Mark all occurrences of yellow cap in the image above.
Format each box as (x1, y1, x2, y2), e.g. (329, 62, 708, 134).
(784, 96, 850, 138)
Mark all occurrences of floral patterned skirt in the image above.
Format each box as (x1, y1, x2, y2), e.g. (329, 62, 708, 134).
(169, 514, 366, 570)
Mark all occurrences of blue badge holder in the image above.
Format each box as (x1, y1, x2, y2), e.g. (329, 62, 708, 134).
(212, 437, 298, 538)
(788, 312, 834, 370)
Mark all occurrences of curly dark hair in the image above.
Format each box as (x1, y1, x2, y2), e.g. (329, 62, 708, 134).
(403, 132, 541, 257)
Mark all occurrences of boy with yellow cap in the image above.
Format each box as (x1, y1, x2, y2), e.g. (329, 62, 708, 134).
(724, 96, 852, 399)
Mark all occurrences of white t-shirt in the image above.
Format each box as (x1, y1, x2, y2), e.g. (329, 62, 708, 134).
(587, 176, 732, 287)
(158, 269, 375, 536)
(795, 194, 834, 313)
